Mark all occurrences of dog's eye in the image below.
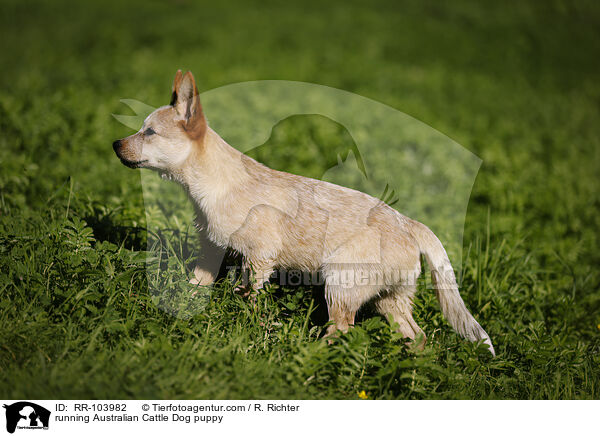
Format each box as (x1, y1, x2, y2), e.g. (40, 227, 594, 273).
(144, 127, 156, 136)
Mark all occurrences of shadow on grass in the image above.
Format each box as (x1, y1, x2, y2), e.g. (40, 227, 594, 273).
(83, 213, 146, 251)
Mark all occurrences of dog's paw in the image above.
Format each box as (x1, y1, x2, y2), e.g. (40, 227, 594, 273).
(233, 285, 252, 298)
(233, 285, 260, 309)
(189, 279, 206, 297)
(190, 266, 216, 287)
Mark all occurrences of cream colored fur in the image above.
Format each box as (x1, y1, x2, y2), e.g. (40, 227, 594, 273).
(113, 70, 495, 355)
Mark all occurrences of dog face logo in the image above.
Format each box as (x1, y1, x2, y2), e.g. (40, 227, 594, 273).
(3, 402, 50, 433)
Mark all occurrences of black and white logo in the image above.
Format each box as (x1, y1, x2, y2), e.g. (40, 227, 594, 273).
(3, 402, 50, 433)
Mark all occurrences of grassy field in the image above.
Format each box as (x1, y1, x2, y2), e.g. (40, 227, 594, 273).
(1, 0, 599, 399)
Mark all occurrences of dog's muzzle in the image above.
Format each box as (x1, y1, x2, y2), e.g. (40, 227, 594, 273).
(113, 139, 144, 168)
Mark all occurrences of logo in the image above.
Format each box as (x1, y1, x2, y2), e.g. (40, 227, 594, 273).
(3, 402, 50, 433)
(114, 80, 482, 318)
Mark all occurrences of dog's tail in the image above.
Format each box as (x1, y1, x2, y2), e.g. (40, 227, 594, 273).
(411, 220, 495, 356)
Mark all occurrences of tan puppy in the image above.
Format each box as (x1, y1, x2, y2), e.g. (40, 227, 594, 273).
(113, 70, 495, 355)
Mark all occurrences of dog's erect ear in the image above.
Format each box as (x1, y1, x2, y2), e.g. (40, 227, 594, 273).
(172, 71, 206, 139)
(170, 70, 183, 106)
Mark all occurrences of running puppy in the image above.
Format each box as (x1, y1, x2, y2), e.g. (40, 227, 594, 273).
(113, 70, 495, 355)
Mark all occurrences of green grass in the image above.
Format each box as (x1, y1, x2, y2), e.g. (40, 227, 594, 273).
(1, 0, 599, 399)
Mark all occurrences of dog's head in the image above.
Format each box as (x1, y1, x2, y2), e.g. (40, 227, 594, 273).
(113, 70, 206, 172)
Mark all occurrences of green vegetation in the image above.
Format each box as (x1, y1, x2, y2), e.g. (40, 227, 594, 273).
(1, 0, 599, 399)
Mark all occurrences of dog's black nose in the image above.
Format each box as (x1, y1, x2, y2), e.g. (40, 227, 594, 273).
(112, 140, 121, 152)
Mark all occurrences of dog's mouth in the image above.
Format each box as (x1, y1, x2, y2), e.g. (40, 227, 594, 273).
(119, 158, 148, 169)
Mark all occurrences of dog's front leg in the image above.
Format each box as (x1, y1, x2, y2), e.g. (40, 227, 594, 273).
(250, 262, 275, 292)
(237, 258, 275, 297)
(190, 231, 226, 286)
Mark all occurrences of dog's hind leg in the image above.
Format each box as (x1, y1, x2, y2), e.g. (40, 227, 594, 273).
(320, 233, 384, 338)
(322, 264, 381, 338)
(323, 286, 356, 337)
(374, 286, 426, 347)
(324, 305, 355, 337)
